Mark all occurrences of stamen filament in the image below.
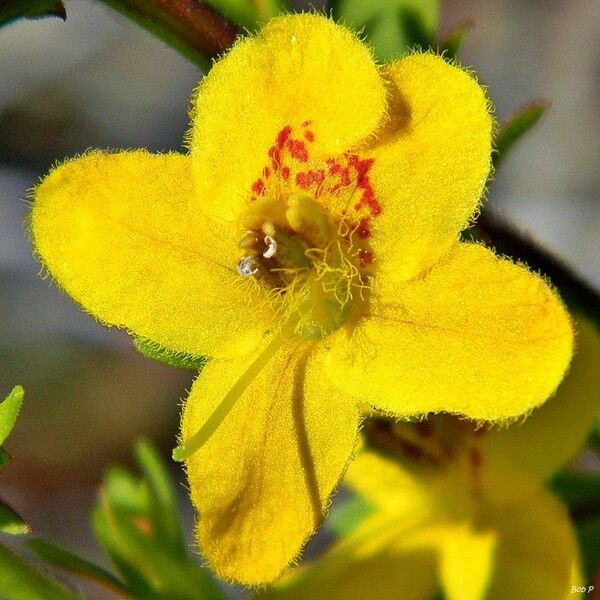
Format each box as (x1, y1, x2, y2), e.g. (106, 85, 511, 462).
(173, 315, 300, 462)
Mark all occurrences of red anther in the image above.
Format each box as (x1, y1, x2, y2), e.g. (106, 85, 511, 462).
(359, 249, 374, 266)
(356, 217, 371, 239)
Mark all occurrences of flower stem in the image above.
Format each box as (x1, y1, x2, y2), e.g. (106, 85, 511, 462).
(96, 0, 242, 70)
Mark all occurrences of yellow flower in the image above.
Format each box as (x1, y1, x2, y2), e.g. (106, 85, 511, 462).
(274, 316, 600, 600)
(31, 14, 572, 584)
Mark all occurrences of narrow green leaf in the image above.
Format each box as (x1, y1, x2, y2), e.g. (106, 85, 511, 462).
(0, 386, 24, 446)
(92, 506, 155, 598)
(438, 19, 473, 60)
(93, 446, 226, 599)
(493, 100, 548, 168)
(398, 7, 435, 50)
(27, 539, 129, 597)
(0, 542, 82, 600)
(133, 338, 208, 372)
(134, 440, 186, 559)
(332, 0, 438, 61)
(0, 500, 29, 535)
(94, 493, 225, 599)
(327, 493, 374, 538)
(0, 0, 65, 27)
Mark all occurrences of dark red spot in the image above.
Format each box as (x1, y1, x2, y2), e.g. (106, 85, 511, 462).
(359, 249, 374, 266)
(302, 120, 311, 127)
(296, 169, 325, 189)
(356, 217, 371, 239)
(287, 139, 309, 162)
(277, 126, 292, 149)
(282, 166, 290, 180)
(304, 130, 315, 143)
(251, 178, 265, 195)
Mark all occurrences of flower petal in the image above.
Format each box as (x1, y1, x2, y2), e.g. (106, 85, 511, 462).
(325, 243, 573, 420)
(190, 13, 386, 221)
(343, 450, 432, 514)
(32, 151, 273, 358)
(273, 513, 438, 600)
(368, 54, 493, 281)
(440, 524, 496, 600)
(483, 315, 600, 482)
(481, 474, 579, 600)
(181, 341, 359, 585)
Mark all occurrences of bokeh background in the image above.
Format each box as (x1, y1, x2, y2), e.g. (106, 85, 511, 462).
(1, 0, 599, 596)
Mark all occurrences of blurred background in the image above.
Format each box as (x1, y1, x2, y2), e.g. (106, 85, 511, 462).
(0, 0, 599, 596)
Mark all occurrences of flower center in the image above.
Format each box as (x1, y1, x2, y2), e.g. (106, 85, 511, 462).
(237, 194, 362, 338)
(236, 123, 380, 340)
(176, 127, 383, 461)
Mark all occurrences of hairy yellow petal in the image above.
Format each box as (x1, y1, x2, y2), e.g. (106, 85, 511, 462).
(181, 342, 359, 585)
(483, 315, 600, 482)
(368, 54, 493, 281)
(32, 151, 273, 358)
(326, 243, 573, 420)
(273, 513, 437, 600)
(190, 13, 386, 222)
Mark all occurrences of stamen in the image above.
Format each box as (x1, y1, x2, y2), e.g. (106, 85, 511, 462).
(263, 235, 277, 258)
(173, 314, 300, 462)
(237, 256, 259, 277)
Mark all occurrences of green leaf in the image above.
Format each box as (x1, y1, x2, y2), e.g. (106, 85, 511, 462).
(327, 493, 374, 538)
(27, 539, 129, 597)
(134, 440, 186, 559)
(493, 101, 548, 168)
(0, 448, 10, 469)
(0, 0, 65, 27)
(0, 386, 24, 446)
(575, 517, 600, 586)
(0, 542, 82, 600)
(0, 500, 29, 535)
(206, 0, 287, 30)
(587, 427, 600, 454)
(332, 0, 438, 61)
(133, 338, 208, 372)
(92, 441, 226, 599)
(438, 19, 473, 60)
(550, 471, 600, 517)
